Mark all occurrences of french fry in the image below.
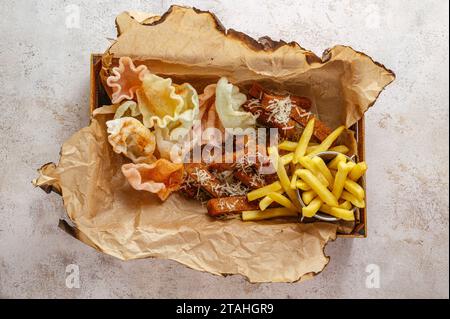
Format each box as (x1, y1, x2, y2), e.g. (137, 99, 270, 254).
(349, 161, 368, 181)
(302, 197, 323, 218)
(259, 188, 285, 210)
(312, 156, 334, 186)
(293, 118, 315, 164)
(308, 125, 345, 156)
(330, 207, 355, 221)
(267, 192, 297, 211)
(332, 162, 353, 199)
(328, 153, 346, 170)
(308, 144, 348, 155)
(344, 179, 365, 200)
(341, 190, 366, 208)
(346, 161, 356, 171)
(297, 169, 339, 207)
(267, 145, 277, 156)
(242, 208, 298, 221)
(296, 180, 311, 191)
(273, 148, 301, 208)
(306, 145, 318, 154)
(329, 145, 350, 154)
(247, 181, 282, 201)
(281, 152, 294, 165)
(298, 156, 329, 187)
(290, 173, 298, 189)
(259, 196, 273, 211)
(339, 200, 353, 210)
(278, 140, 297, 151)
(301, 189, 317, 205)
(320, 201, 352, 215)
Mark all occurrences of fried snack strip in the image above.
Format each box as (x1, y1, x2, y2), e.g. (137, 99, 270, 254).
(341, 190, 366, 208)
(248, 83, 312, 110)
(180, 182, 199, 198)
(349, 161, 368, 181)
(302, 197, 323, 218)
(267, 192, 297, 211)
(301, 189, 317, 205)
(290, 108, 332, 142)
(185, 163, 224, 198)
(293, 118, 315, 163)
(278, 140, 298, 151)
(234, 170, 265, 189)
(297, 157, 329, 187)
(296, 180, 311, 191)
(329, 145, 350, 154)
(328, 153, 347, 170)
(247, 83, 332, 142)
(208, 162, 236, 172)
(269, 147, 301, 209)
(247, 181, 282, 201)
(242, 208, 298, 221)
(308, 125, 345, 156)
(242, 101, 298, 138)
(332, 162, 353, 199)
(297, 169, 339, 207)
(344, 179, 365, 200)
(312, 156, 334, 186)
(259, 189, 284, 210)
(207, 196, 259, 217)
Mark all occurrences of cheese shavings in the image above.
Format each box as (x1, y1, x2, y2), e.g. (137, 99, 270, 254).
(192, 168, 211, 185)
(266, 96, 293, 125)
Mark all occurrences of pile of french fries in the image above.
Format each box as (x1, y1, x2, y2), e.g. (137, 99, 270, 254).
(244, 119, 367, 222)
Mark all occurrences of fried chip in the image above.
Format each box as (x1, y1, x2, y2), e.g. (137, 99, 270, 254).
(215, 77, 257, 129)
(106, 56, 150, 104)
(137, 73, 199, 130)
(106, 117, 156, 163)
(121, 159, 184, 201)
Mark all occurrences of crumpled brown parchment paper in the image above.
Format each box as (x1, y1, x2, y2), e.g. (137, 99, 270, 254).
(33, 5, 394, 283)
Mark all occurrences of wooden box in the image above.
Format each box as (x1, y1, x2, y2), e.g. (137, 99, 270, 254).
(90, 54, 367, 238)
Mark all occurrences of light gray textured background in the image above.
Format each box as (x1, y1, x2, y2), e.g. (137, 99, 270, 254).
(0, 0, 448, 299)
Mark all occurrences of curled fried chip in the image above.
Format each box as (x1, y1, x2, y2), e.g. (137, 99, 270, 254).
(137, 73, 199, 130)
(106, 117, 156, 163)
(198, 84, 225, 145)
(92, 101, 141, 120)
(114, 100, 141, 119)
(215, 77, 257, 129)
(121, 159, 184, 201)
(154, 126, 196, 163)
(106, 57, 150, 104)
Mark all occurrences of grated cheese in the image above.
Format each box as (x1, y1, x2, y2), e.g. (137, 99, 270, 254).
(249, 172, 265, 187)
(246, 99, 261, 109)
(266, 96, 293, 125)
(192, 168, 211, 186)
(294, 106, 313, 119)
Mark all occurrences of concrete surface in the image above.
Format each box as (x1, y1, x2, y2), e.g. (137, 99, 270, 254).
(0, 0, 448, 299)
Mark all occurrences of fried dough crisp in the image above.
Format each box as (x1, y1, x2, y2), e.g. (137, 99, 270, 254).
(122, 159, 184, 201)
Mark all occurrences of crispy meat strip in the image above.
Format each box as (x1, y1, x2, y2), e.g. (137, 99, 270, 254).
(207, 162, 236, 172)
(242, 101, 297, 138)
(247, 83, 332, 141)
(290, 107, 332, 142)
(249, 83, 312, 110)
(207, 196, 259, 217)
(234, 170, 266, 189)
(180, 182, 198, 198)
(184, 163, 224, 198)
